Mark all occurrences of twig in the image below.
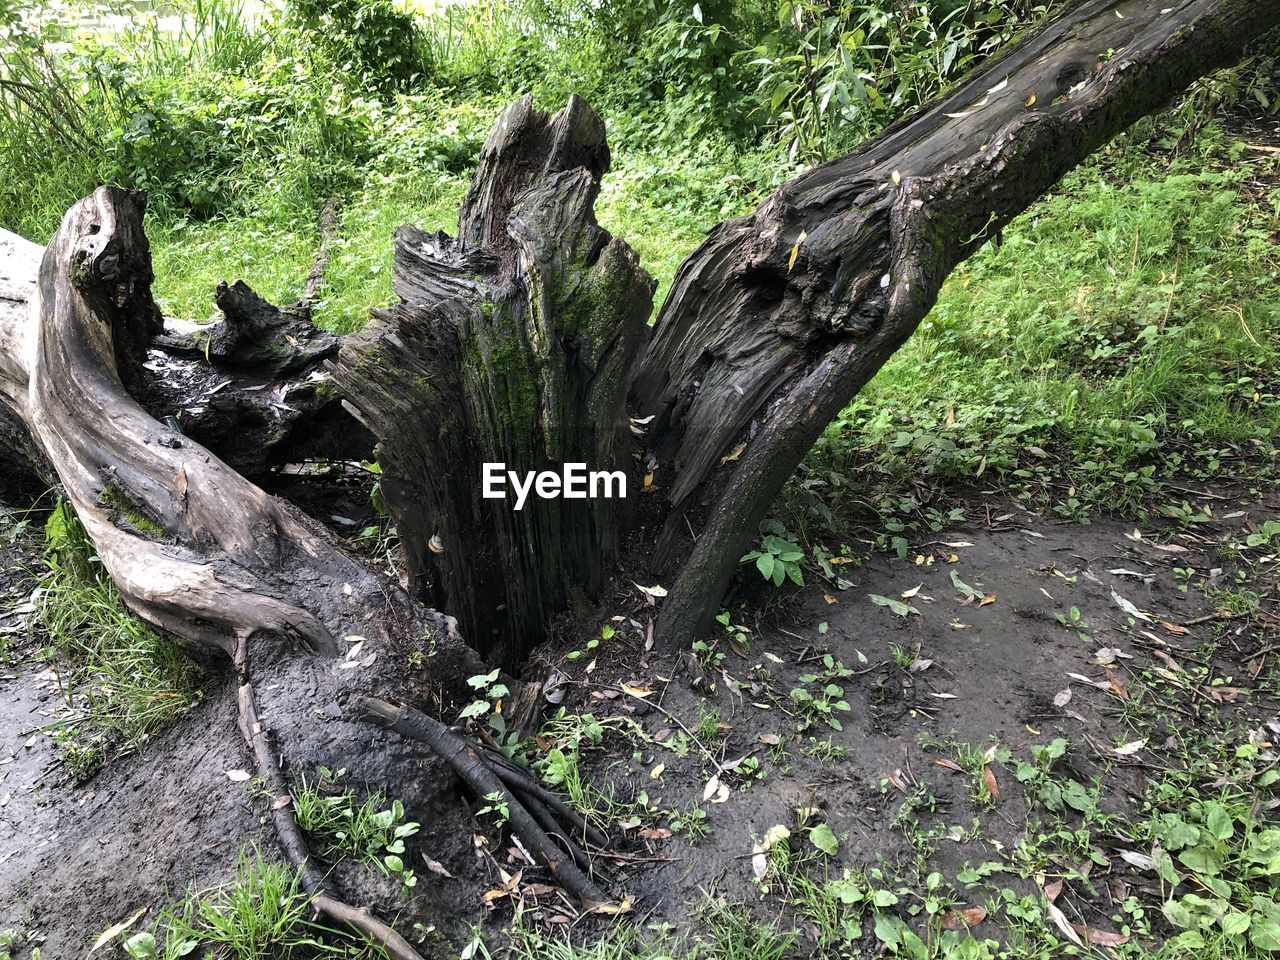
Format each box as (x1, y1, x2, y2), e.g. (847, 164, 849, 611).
(598, 683, 724, 773)
(1184, 609, 1253, 627)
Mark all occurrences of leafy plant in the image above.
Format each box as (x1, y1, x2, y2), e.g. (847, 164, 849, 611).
(742, 528, 806, 587)
(292, 771, 421, 889)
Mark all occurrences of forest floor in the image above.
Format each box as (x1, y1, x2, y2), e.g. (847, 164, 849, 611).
(2, 472, 1277, 959)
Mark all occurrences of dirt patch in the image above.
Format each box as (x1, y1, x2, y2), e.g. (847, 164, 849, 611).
(1, 482, 1276, 956)
(521, 488, 1278, 949)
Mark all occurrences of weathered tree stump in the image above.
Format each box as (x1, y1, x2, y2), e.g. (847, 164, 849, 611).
(331, 95, 654, 665)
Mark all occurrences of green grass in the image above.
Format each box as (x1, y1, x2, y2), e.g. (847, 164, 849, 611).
(786, 139, 1280, 550)
(36, 502, 201, 781)
(124, 848, 382, 960)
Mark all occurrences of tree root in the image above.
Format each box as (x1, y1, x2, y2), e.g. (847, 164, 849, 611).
(232, 639, 428, 960)
(356, 696, 613, 905)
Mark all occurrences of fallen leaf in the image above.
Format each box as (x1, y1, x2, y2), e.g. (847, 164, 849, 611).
(1111, 593, 1152, 624)
(1113, 739, 1147, 757)
(634, 583, 668, 598)
(933, 757, 964, 773)
(1025, 91, 1037, 107)
(720, 442, 747, 465)
(758, 733, 781, 746)
(1160, 620, 1190, 635)
(869, 593, 920, 617)
(1068, 671, 1111, 690)
(1053, 687, 1072, 707)
(703, 775, 729, 804)
(584, 895, 634, 915)
(983, 765, 1000, 801)
(422, 853, 455, 878)
(91, 907, 148, 952)
(1118, 849, 1154, 870)
(941, 906, 987, 930)
(225, 769, 252, 782)
(639, 827, 673, 840)
(978, 593, 997, 606)
(1046, 902, 1083, 945)
(787, 231, 807, 271)
(823, 593, 838, 605)
(1072, 925, 1130, 947)
(650, 763, 665, 779)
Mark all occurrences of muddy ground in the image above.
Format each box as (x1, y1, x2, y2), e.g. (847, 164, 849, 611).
(0, 476, 1276, 956)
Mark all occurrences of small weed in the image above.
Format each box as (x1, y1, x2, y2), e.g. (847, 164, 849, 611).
(292, 769, 421, 889)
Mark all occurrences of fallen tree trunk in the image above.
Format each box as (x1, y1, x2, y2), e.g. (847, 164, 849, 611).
(0, 188, 616, 944)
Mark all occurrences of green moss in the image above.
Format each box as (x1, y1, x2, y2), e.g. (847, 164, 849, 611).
(99, 485, 166, 539)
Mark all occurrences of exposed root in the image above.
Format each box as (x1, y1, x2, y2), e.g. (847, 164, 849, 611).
(356, 695, 613, 905)
(232, 639, 428, 960)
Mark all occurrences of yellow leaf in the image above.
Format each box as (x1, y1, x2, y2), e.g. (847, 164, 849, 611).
(1025, 91, 1036, 107)
(979, 594, 996, 606)
(720, 441, 747, 465)
(787, 230, 807, 271)
(92, 907, 148, 952)
(823, 594, 838, 605)
(585, 895, 635, 915)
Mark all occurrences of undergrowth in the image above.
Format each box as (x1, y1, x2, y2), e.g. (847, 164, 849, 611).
(36, 501, 200, 780)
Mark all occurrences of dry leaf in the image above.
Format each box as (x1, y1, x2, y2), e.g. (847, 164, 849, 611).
(1053, 687, 1072, 708)
(91, 907, 148, 952)
(1046, 901, 1083, 945)
(1072, 925, 1130, 947)
(634, 583, 668, 598)
(1113, 739, 1147, 757)
(422, 853, 455, 878)
(940, 906, 987, 931)
(983, 765, 1000, 801)
(720, 442, 747, 465)
(584, 896, 635, 916)
(225, 769, 252, 782)
(703, 775, 730, 804)
(1025, 91, 1037, 107)
(787, 230, 807, 271)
